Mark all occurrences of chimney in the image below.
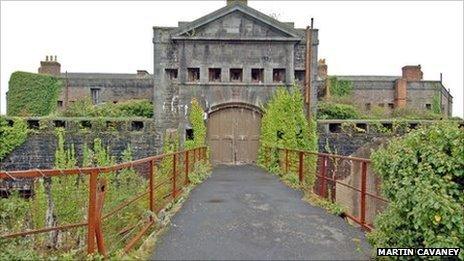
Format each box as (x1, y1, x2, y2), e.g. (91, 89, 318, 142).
(317, 59, 328, 80)
(401, 65, 423, 81)
(137, 70, 149, 76)
(38, 55, 61, 76)
(394, 78, 407, 109)
(227, 0, 247, 5)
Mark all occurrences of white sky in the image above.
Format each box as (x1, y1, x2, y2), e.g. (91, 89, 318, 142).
(1, 0, 463, 117)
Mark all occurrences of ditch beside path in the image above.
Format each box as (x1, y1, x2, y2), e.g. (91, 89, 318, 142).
(151, 165, 372, 260)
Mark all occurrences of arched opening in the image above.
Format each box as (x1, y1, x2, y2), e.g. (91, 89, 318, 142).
(207, 103, 262, 165)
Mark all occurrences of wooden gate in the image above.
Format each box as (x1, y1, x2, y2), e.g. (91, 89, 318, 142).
(207, 106, 261, 165)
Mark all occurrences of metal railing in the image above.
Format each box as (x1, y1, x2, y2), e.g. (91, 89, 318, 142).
(0, 146, 208, 256)
(262, 146, 388, 231)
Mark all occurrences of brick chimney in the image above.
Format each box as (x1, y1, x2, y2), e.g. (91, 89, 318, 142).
(38, 55, 61, 76)
(401, 65, 423, 81)
(318, 59, 328, 80)
(227, 0, 247, 5)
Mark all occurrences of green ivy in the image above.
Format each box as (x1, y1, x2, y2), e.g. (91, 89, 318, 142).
(432, 92, 442, 115)
(257, 85, 318, 191)
(317, 102, 361, 119)
(185, 98, 206, 149)
(7, 71, 62, 116)
(59, 98, 153, 118)
(0, 117, 28, 160)
(368, 122, 464, 259)
(329, 76, 353, 97)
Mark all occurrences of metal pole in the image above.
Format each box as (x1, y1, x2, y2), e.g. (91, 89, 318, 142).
(360, 161, 367, 228)
(87, 170, 98, 254)
(172, 154, 177, 199)
(305, 21, 313, 120)
(285, 149, 289, 174)
(95, 178, 107, 256)
(149, 160, 154, 215)
(185, 150, 189, 185)
(298, 151, 304, 184)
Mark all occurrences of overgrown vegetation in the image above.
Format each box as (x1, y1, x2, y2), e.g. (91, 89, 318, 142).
(257, 85, 318, 192)
(185, 98, 206, 149)
(7, 71, 62, 116)
(317, 102, 361, 120)
(0, 117, 28, 160)
(368, 122, 463, 259)
(59, 98, 153, 118)
(328, 76, 353, 97)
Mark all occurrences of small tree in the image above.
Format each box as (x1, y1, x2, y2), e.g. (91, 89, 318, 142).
(185, 98, 206, 149)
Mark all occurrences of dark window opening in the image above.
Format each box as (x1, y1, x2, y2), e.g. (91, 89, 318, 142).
(382, 123, 393, 130)
(7, 120, 14, 127)
(277, 130, 284, 139)
(209, 68, 221, 82)
(186, 129, 194, 140)
(365, 103, 371, 111)
(187, 68, 200, 82)
(251, 68, 264, 83)
(230, 68, 243, 82)
(131, 121, 144, 131)
(329, 123, 341, 133)
(425, 104, 432, 110)
(57, 100, 63, 107)
(81, 121, 92, 129)
(27, 120, 39, 129)
(388, 103, 394, 109)
(273, 69, 286, 83)
(378, 103, 385, 108)
(356, 123, 367, 132)
(409, 123, 418, 129)
(113, 101, 118, 104)
(165, 69, 178, 80)
(294, 70, 305, 83)
(91, 88, 101, 105)
(54, 120, 66, 128)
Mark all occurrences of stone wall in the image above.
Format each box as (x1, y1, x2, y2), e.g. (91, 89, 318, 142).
(0, 117, 161, 171)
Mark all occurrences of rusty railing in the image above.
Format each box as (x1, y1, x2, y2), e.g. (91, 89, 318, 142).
(0, 146, 208, 256)
(263, 146, 388, 231)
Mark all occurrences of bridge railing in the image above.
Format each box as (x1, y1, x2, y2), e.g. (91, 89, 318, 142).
(0, 146, 208, 257)
(262, 146, 388, 231)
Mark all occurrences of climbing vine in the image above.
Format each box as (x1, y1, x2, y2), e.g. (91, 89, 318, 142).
(7, 71, 62, 116)
(0, 117, 28, 160)
(328, 76, 353, 97)
(185, 98, 206, 149)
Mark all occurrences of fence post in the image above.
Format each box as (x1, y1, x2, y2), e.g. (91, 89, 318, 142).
(319, 155, 328, 198)
(149, 160, 154, 216)
(185, 150, 189, 185)
(95, 178, 107, 256)
(172, 153, 177, 199)
(203, 147, 207, 162)
(285, 149, 289, 174)
(298, 151, 304, 184)
(87, 170, 98, 255)
(360, 161, 367, 228)
(193, 148, 197, 164)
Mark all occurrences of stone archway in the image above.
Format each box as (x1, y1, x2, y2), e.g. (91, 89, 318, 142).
(207, 103, 262, 165)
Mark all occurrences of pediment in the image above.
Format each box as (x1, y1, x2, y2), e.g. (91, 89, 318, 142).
(171, 4, 303, 41)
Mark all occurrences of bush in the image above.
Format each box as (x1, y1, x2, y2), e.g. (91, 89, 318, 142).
(185, 98, 206, 149)
(391, 107, 442, 120)
(328, 76, 353, 97)
(368, 122, 463, 258)
(60, 98, 153, 118)
(7, 71, 62, 116)
(317, 102, 361, 119)
(0, 117, 28, 160)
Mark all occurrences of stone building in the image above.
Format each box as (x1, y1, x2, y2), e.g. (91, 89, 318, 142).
(37, 55, 153, 107)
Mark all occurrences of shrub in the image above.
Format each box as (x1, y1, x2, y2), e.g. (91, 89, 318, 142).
(0, 117, 28, 160)
(59, 98, 153, 118)
(7, 71, 62, 116)
(391, 107, 442, 120)
(185, 98, 206, 149)
(317, 102, 361, 119)
(368, 122, 463, 259)
(328, 76, 353, 97)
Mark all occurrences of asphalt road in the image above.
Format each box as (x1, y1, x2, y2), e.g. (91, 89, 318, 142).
(152, 165, 372, 260)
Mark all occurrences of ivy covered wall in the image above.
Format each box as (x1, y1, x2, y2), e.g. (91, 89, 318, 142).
(7, 72, 62, 116)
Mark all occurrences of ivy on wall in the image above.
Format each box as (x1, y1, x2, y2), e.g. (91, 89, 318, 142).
(317, 102, 361, 120)
(59, 98, 153, 118)
(368, 121, 464, 258)
(7, 71, 62, 116)
(328, 76, 353, 97)
(0, 117, 28, 160)
(185, 98, 206, 149)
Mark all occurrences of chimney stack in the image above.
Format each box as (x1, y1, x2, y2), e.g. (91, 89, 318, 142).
(227, 0, 247, 5)
(401, 65, 423, 81)
(317, 59, 328, 80)
(38, 55, 61, 76)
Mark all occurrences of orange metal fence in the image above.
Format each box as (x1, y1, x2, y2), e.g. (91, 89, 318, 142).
(0, 146, 208, 256)
(263, 146, 388, 231)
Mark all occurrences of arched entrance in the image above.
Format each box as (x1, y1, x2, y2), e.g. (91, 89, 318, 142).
(207, 103, 262, 165)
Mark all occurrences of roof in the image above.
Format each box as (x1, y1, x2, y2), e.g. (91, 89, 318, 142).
(61, 72, 152, 79)
(59, 72, 153, 88)
(332, 75, 400, 81)
(170, 2, 305, 41)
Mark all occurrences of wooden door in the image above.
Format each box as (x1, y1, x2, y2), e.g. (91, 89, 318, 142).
(207, 107, 261, 165)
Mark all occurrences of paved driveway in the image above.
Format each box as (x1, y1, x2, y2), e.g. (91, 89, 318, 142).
(152, 165, 372, 260)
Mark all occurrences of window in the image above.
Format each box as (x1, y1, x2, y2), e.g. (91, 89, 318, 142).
(251, 68, 264, 83)
(91, 88, 101, 105)
(187, 68, 200, 82)
(294, 70, 305, 83)
(209, 68, 221, 82)
(186, 129, 194, 140)
(57, 100, 63, 107)
(131, 121, 144, 131)
(54, 120, 66, 128)
(230, 68, 243, 82)
(425, 104, 432, 110)
(388, 103, 394, 109)
(378, 103, 385, 108)
(165, 69, 178, 80)
(113, 101, 118, 104)
(365, 103, 371, 111)
(273, 69, 286, 83)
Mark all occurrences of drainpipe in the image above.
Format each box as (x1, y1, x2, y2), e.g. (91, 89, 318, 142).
(305, 18, 313, 120)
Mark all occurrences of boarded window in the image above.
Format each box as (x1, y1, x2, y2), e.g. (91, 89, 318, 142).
(209, 68, 221, 82)
(251, 68, 264, 83)
(165, 69, 178, 80)
(91, 88, 100, 105)
(273, 69, 286, 83)
(230, 69, 243, 82)
(294, 70, 305, 83)
(187, 68, 200, 82)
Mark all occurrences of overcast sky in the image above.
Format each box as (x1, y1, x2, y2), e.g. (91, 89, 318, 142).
(1, 0, 463, 117)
